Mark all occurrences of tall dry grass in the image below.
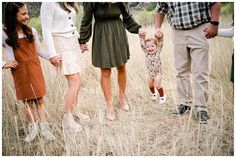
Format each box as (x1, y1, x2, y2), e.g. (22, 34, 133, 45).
(2, 15, 233, 156)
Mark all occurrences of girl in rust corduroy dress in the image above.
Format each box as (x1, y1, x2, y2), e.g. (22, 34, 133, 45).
(2, 2, 55, 142)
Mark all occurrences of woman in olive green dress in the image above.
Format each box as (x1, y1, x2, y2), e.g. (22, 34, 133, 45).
(79, 2, 142, 120)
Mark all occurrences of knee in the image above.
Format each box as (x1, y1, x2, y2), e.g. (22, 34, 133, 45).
(101, 68, 111, 78)
(154, 76, 162, 89)
(36, 98, 44, 106)
(67, 74, 82, 89)
(176, 69, 190, 78)
(148, 79, 154, 87)
(117, 65, 126, 74)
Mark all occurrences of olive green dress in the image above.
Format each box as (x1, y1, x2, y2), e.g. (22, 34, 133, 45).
(79, 2, 141, 68)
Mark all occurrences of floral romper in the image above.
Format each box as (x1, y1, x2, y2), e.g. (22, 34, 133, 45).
(140, 38, 163, 79)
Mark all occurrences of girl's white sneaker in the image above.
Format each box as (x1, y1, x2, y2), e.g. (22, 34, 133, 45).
(40, 123, 56, 140)
(74, 111, 90, 122)
(24, 123, 38, 142)
(152, 93, 157, 101)
(159, 95, 166, 104)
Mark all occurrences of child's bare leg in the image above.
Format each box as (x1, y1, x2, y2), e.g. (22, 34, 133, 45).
(35, 97, 47, 123)
(23, 100, 38, 142)
(154, 74, 164, 97)
(36, 98, 55, 140)
(24, 100, 36, 123)
(148, 77, 155, 94)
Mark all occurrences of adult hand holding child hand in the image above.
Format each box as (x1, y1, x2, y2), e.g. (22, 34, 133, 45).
(49, 56, 62, 67)
(3, 61, 18, 69)
(155, 28, 164, 41)
(139, 28, 146, 39)
(80, 44, 89, 53)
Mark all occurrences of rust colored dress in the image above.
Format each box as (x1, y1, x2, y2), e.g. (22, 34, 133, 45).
(10, 32, 46, 100)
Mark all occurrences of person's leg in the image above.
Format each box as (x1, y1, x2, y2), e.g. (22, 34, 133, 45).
(63, 74, 82, 131)
(172, 29, 192, 115)
(24, 100, 36, 123)
(230, 53, 234, 83)
(35, 97, 47, 123)
(148, 77, 157, 101)
(154, 74, 166, 104)
(73, 75, 90, 121)
(188, 24, 210, 123)
(117, 64, 129, 111)
(101, 68, 115, 120)
(35, 97, 55, 140)
(148, 77, 155, 94)
(23, 100, 38, 142)
(64, 74, 82, 113)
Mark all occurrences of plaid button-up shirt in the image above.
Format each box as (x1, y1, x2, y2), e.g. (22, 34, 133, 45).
(156, 2, 215, 30)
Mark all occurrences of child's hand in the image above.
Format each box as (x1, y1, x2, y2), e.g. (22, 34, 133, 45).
(3, 61, 18, 69)
(138, 28, 146, 39)
(155, 29, 164, 41)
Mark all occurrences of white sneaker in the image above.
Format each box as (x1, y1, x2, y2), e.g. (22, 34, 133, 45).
(152, 93, 157, 101)
(24, 123, 38, 142)
(62, 113, 83, 133)
(159, 95, 166, 104)
(74, 111, 90, 122)
(40, 123, 56, 140)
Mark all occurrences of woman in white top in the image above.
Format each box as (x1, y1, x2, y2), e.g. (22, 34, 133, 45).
(40, 2, 90, 135)
(217, 15, 234, 83)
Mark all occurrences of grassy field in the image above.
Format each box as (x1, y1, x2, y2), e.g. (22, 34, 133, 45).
(2, 14, 234, 156)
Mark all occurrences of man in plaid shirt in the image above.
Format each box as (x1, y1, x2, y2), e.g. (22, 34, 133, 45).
(155, 2, 221, 124)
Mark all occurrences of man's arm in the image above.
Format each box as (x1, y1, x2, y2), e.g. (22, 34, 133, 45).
(155, 12, 165, 29)
(204, 2, 221, 39)
(210, 2, 221, 22)
(155, 12, 165, 40)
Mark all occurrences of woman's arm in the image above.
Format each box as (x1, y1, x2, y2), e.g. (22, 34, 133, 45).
(120, 3, 142, 34)
(217, 27, 234, 38)
(40, 2, 58, 59)
(79, 3, 95, 44)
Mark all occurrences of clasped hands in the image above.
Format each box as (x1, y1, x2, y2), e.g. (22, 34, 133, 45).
(139, 28, 164, 41)
(49, 56, 62, 67)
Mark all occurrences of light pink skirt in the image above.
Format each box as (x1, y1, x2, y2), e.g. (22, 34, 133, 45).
(53, 35, 85, 75)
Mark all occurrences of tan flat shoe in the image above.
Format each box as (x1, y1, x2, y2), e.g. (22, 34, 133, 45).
(107, 107, 115, 121)
(119, 100, 129, 111)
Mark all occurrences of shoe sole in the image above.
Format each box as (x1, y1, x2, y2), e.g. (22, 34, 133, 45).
(173, 107, 191, 116)
(74, 115, 91, 122)
(197, 120, 208, 124)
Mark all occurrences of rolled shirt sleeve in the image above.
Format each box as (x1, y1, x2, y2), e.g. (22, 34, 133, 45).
(156, 2, 168, 14)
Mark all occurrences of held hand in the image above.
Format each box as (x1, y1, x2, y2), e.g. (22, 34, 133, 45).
(204, 24, 218, 39)
(3, 61, 18, 69)
(138, 28, 146, 39)
(155, 29, 164, 41)
(80, 44, 89, 53)
(49, 56, 62, 67)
